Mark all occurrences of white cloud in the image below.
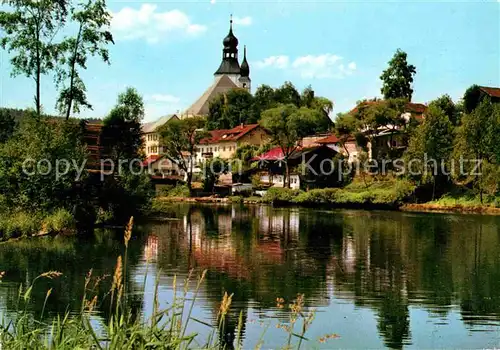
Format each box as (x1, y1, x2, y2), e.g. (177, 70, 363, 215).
(144, 94, 183, 122)
(253, 53, 356, 79)
(149, 94, 181, 104)
(210, 0, 216, 4)
(232, 16, 252, 26)
(111, 5, 206, 44)
(254, 55, 290, 69)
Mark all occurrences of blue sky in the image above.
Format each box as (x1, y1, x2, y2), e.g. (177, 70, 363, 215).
(0, 0, 499, 122)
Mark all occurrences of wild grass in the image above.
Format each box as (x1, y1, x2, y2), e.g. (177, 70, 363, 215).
(430, 193, 500, 208)
(0, 209, 75, 241)
(261, 180, 416, 207)
(157, 184, 191, 198)
(0, 217, 319, 349)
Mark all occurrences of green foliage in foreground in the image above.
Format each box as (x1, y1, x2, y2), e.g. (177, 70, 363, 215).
(0, 209, 75, 240)
(157, 184, 191, 198)
(0, 219, 317, 349)
(429, 189, 500, 208)
(262, 180, 416, 207)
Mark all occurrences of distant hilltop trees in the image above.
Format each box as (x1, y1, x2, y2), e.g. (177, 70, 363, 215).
(0, 107, 103, 124)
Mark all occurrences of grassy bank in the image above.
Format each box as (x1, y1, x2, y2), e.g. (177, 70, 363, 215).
(0, 209, 75, 241)
(153, 181, 500, 215)
(153, 180, 416, 210)
(402, 192, 500, 215)
(262, 180, 415, 208)
(0, 219, 322, 349)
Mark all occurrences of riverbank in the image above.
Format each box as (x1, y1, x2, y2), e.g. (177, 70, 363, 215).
(0, 209, 77, 242)
(401, 203, 500, 215)
(154, 183, 500, 216)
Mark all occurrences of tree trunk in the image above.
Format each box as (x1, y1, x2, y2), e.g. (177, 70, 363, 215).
(284, 161, 290, 189)
(187, 155, 194, 197)
(186, 172, 193, 197)
(66, 24, 83, 120)
(478, 156, 483, 204)
(432, 176, 436, 201)
(35, 35, 41, 118)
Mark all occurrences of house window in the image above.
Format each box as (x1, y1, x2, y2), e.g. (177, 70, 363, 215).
(223, 146, 226, 152)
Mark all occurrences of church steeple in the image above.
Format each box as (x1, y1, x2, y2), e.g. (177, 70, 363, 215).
(214, 15, 241, 77)
(238, 45, 251, 92)
(240, 45, 250, 77)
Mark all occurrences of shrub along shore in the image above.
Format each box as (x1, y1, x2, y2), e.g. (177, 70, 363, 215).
(154, 181, 500, 216)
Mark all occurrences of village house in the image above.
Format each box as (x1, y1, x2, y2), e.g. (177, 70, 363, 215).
(345, 101, 427, 161)
(141, 114, 179, 159)
(252, 145, 340, 190)
(472, 86, 500, 105)
(368, 102, 426, 160)
(142, 154, 184, 178)
(195, 124, 270, 162)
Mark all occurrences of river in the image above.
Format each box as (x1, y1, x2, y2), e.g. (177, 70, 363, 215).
(1, 204, 500, 349)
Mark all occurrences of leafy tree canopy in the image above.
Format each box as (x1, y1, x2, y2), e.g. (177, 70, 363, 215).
(207, 88, 256, 130)
(102, 87, 145, 163)
(157, 116, 207, 195)
(0, 109, 17, 143)
(207, 82, 333, 132)
(428, 94, 460, 125)
(380, 49, 416, 101)
(0, 0, 70, 116)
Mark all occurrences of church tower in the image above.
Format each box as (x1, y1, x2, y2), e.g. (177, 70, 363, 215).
(213, 15, 251, 92)
(238, 45, 251, 91)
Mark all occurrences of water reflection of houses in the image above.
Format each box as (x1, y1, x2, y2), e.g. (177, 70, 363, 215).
(180, 206, 302, 279)
(143, 235, 159, 262)
(256, 207, 300, 239)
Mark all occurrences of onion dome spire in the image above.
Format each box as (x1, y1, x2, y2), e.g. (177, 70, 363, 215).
(240, 45, 250, 77)
(223, 14, 238, 49)
(214, 14, 241, 76)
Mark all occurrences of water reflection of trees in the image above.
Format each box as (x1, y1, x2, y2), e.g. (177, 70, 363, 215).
(0, 228, 146, 325)
(2, 205, 500, 349)
(151, 206, 500, 349)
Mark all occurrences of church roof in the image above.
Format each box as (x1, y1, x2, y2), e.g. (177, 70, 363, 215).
(214, 58, 241, 75)
(142, 114, 178, 133)
(183, 75, 238, 116)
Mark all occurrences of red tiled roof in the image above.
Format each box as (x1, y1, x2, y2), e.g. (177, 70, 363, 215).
(252, 146, 287, 161)
(480, 86, 500, 99)
(200, 124, 261, 144)
(142, 155, 161, 166)
(350, 101, 427, 115)
(316, 134, 340, 144)
(252, 145, 333, 161)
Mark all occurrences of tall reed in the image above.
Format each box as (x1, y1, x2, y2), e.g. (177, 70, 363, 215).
(0, 218, 320, 349)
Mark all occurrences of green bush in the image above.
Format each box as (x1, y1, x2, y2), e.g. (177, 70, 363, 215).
(263, 180, 416, 207)
(294, 188, 338, 204)
(43, 209, 76, 232)
(0, 211, 42, 239)
(159, 184, 190, 198)
(262, 188, 304, 203)
(229, 196, 244, 204)
(95, 207, 114, 224)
